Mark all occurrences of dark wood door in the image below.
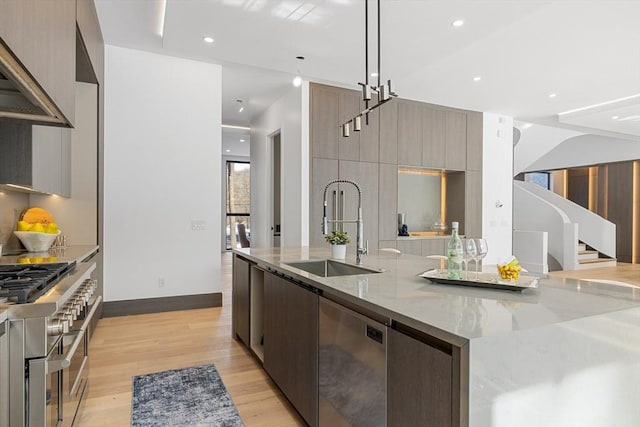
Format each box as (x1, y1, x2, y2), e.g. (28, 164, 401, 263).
(264, 273, 318, 427)
(387, 328, 453, 427)
(232, 256, 250, 346)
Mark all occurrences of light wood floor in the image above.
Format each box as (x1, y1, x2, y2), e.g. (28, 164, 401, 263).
(77, 251, 305, 427)
(549, 262, 640, 287)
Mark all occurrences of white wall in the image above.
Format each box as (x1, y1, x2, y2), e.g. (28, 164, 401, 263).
(104, 45, 221, 302)
(482, 113, 513, 265)
(30, 83, 98, 245)
(250, 82, 308, 248)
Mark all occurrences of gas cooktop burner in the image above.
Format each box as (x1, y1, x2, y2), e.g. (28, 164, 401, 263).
(0, 262, 76, 304)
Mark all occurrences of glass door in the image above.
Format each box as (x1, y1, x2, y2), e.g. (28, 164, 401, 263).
(226, 161, 250, 250)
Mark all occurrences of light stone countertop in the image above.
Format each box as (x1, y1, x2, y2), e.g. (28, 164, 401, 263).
(0, 245, 99, 266)
(235, 247, 640, 344)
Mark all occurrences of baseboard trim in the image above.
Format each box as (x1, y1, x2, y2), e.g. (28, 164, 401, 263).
(102, 293, 222, 317)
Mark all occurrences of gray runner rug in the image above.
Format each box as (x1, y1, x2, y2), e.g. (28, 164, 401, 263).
(131, 364, 244, 427)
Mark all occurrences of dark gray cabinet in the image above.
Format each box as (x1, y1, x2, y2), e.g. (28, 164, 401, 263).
(264, 272, 318, 427)
(0, 0, 76, 125)
(232, 255, 251, 346)
(0, 121, 71, 197)
(388, 327, 453, 427)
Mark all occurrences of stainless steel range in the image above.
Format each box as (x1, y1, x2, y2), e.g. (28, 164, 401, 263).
(2, 258, 100, 427)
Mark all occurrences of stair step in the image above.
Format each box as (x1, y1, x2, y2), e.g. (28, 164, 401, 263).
(578, 250, 599, 260)
(577, 243, 586, 251)
(579, 258, 613, 264)
(576, 258, 617, 270)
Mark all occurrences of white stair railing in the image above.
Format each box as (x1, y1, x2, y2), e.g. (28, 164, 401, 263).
(516, 181, 616, 259)
(514, 183, 579, 270)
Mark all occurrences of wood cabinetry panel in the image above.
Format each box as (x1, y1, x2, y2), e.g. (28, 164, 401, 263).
(422, 107, 446, 168)
(232, 256, 250, 346)
(387, 328, 453, 427)
(338, 90, 361, 161)
(422, 239, 446, 257)
(398, 101, 423, 166)
(311, 84, 339, 159)
(359, 97, 379, 163)
(465, 171, 482, 238)
(397, 239, 422, 256)
(445, 111, 467, 170)
(264, 273, 318, 427)
(339, 160, 379, 252)
(379, 101, 398, 164)
(0, 0, 76, 125)
(311, 158, 339, 246)
(466, 112, 482, 171)
(379, 163, 398, 240)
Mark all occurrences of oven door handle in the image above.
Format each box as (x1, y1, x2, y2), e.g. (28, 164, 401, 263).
(46, 295, 102, 374)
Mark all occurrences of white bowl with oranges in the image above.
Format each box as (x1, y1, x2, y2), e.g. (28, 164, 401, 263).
(14, 208, 61, 252)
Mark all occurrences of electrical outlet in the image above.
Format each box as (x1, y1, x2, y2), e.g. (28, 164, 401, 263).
(158, 277, 166, 288)
(191, 220, 206, 230)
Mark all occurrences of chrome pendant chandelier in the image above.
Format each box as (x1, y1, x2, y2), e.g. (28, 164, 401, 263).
(341, 0, 397, 138)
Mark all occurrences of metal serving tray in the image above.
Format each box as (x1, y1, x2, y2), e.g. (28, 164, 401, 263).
(419, 269, 539, 292)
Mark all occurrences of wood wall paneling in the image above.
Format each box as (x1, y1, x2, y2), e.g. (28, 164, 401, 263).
(464, 171, 482, 238)
(607, 162, 633, 263)
(465, 112, 482, 171)
(446, 171, 466, 235)
(445, 111, 467, 171)
(310, 158, 339, 246)
(422, 107, 446, 168)
(397, 100, 422, 166)
(339, 160, 380, 252)
(379, 100, 398, 164)
(379, 163, 398, 240)
(397, 239, 422, 256)
(359, 96, 380, 163)
(311, 85, 339, 159)
(567, 168, 589, 210)
(338, 90, 361, 161)
(422, 239, 446, 257)
(597, 164, 608, 218)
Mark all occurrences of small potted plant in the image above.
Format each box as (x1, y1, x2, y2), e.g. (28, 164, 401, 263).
(325, 230, 351, 259)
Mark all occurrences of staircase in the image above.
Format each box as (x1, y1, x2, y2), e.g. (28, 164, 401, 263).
(577, 242, 617, 269)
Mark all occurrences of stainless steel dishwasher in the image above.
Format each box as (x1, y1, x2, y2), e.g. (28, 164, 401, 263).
(319, 297, 387, 427)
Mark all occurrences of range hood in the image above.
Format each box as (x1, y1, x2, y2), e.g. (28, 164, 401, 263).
(0, 41, 66, 124)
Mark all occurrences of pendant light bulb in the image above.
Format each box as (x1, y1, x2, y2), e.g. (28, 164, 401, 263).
(353, 116, 362, 132)
(292, 56, 305, 87)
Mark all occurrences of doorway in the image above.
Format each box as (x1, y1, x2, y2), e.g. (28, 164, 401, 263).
(226, 161, 250, 250)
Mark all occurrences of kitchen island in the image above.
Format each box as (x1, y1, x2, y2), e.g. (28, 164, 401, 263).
(233, 247, 640, 427)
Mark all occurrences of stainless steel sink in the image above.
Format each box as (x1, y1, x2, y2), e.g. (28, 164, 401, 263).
(283, 259, 383, 277)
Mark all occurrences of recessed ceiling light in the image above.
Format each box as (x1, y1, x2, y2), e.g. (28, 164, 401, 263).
(371, 72, 378, 77)
(240, 139, 245, 142)
(225, 149, 231, 153)
(522, 123, 533, 129)
(549, 93, 557, 98)
(452, 19, 464, 27)
(612, 116, 620, 120)
(203, 36, 214, 43)
(473, 76, 481, 82)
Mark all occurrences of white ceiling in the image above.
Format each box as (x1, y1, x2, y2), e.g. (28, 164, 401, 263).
(95, 0, 640, 141)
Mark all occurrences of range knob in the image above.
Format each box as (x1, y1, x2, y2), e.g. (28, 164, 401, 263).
(47, 318, 66, 336)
